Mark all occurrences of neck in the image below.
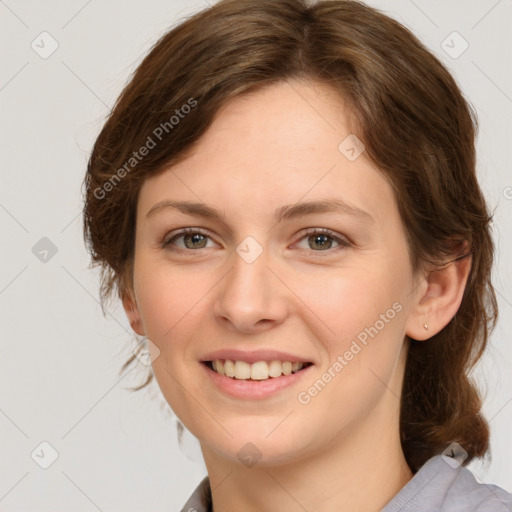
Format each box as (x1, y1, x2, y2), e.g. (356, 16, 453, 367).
(201, 394, 413, 512)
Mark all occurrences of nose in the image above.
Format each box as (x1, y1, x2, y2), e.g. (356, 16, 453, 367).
(213, 244, 288, 335)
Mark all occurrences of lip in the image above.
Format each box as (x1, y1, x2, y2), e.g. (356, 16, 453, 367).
(201, 360, 314, 400)
(200, 349, 314, 364)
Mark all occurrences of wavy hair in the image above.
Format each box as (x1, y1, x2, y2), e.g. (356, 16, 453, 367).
(83, 0, 497, 471)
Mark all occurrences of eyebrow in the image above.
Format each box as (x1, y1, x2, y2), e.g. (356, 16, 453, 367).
(146, 198, 374, 224)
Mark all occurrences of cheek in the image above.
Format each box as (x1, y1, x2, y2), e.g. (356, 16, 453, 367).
(289, 264, 409, 413)
(132, 259, 215, 419)
(134, 249, 409, 367)
(290, 263, 407, 355)
(133, 259, 206, 350)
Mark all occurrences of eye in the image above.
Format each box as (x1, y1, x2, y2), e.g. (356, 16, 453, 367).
(294, 228, 351, 253)
(161, 227, 351, 255)
(162, 228, 217, 251)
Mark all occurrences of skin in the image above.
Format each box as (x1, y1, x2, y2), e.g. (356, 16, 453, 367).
(123, 80, 471, 512)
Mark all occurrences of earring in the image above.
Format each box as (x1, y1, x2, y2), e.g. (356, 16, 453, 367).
(424, 322, 428, 331)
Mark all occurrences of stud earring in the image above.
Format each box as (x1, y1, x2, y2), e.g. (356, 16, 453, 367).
(424, 322, 428, 331)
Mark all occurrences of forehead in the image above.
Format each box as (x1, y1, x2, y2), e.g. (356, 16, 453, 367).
(137, 80, 396, 227)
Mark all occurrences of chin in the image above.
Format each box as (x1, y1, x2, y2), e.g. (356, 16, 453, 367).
(196, 417, 315, 468)
(207, 437, 306, 468)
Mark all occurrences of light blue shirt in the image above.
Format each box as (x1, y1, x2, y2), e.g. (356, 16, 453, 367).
(180, 455, 512, 511)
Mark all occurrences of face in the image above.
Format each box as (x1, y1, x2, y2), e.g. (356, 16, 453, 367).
(126, 80, 422, 467)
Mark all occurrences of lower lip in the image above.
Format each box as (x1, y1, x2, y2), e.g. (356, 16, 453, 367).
(201, 362, 314, 400)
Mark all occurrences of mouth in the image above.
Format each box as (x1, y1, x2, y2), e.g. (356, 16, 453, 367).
(202, 359, 314, 381)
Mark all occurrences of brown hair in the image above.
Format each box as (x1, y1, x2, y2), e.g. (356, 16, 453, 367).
(83, 0, 497, 471)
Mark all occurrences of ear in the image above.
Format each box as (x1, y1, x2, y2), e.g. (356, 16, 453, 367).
(405, 252, 471, 341)
(122, 288, 145, 336)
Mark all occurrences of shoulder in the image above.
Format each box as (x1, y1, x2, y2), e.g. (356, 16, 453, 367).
(181, 458, 512, 512)
(383, 455, 512, 512)
(443, 461, 512, 512)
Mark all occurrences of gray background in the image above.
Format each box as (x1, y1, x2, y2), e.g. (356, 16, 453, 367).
(1, 0, 511, 510)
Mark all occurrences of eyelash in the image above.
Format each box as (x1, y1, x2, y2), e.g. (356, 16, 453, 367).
(161, 227, 351, 256)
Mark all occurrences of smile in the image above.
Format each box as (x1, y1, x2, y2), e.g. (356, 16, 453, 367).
(204, 359, 313, 380)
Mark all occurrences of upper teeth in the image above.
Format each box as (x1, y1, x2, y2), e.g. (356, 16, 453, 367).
(212, 360, 305, 380)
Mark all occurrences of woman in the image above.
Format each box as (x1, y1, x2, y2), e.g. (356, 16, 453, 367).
(83, 0, 512, 510)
